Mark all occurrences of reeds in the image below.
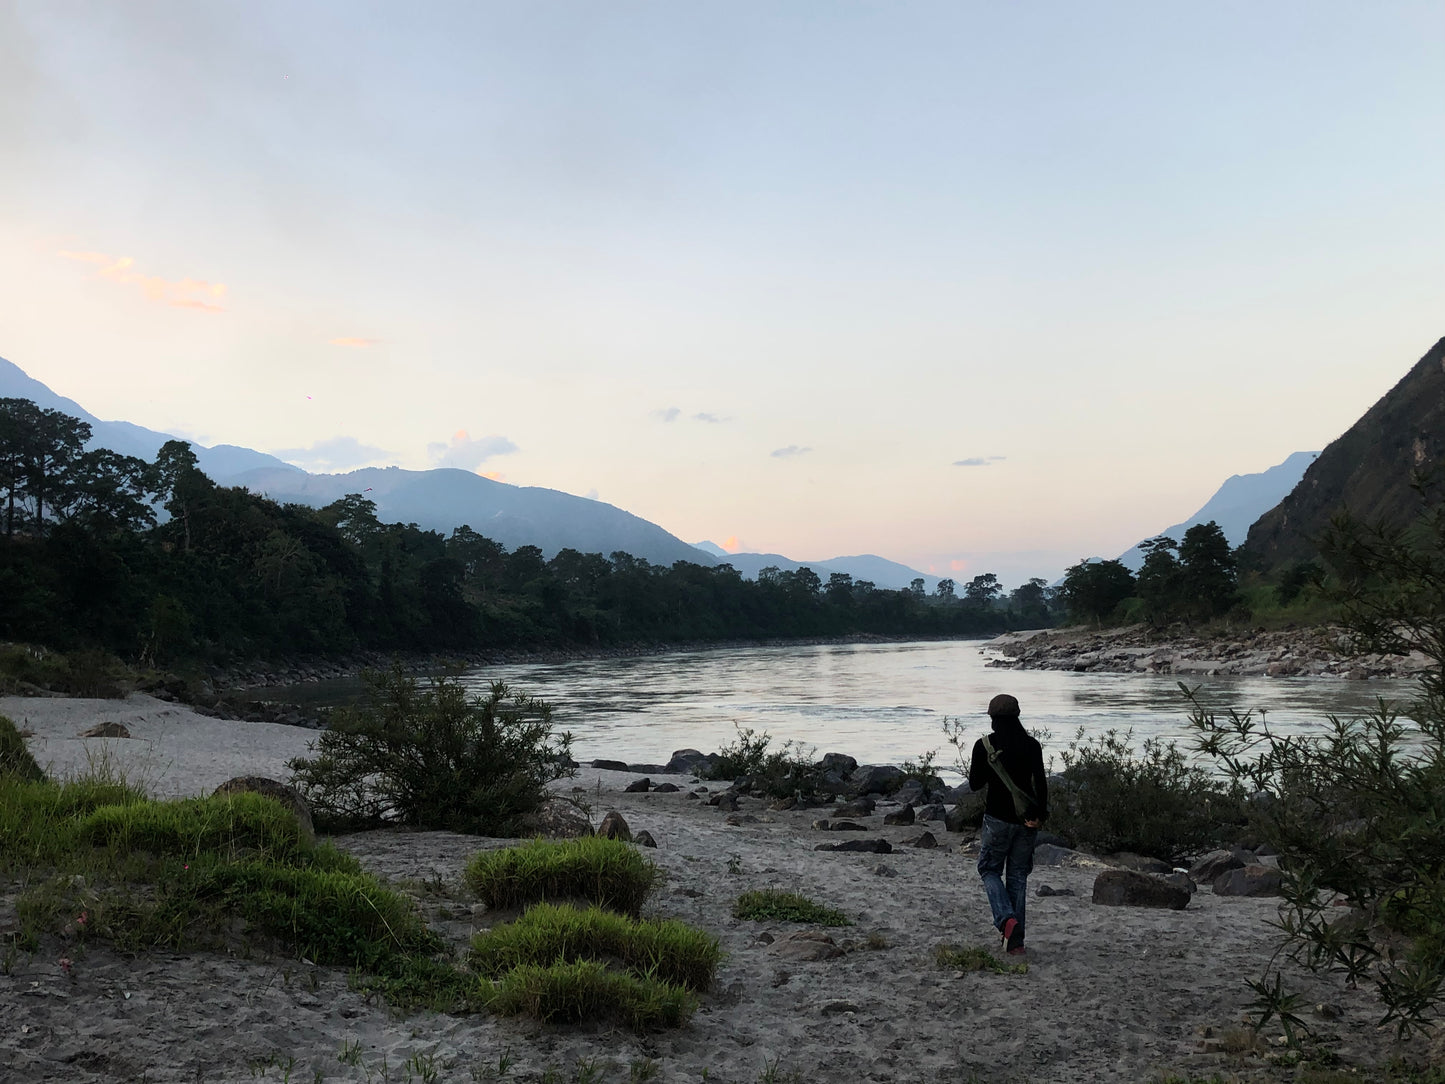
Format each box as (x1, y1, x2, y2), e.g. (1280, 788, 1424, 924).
(464, 837, 661, 915)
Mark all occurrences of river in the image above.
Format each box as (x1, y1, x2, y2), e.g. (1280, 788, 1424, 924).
(265, 639, 1420, 779)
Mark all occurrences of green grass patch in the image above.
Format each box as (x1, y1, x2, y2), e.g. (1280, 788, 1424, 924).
(934, 942, 1028, 974)
(464, 837, 660, 915)
(732, 889, 851, 927)
(482, 958, 696, 1030)
(469, 902, 720, 991)
(0, 713, 45, 782)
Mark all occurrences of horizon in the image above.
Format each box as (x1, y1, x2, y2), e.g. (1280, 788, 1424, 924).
(2, 3, 1441, 585)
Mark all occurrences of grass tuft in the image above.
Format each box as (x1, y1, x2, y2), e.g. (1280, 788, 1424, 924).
(934, 942, 1028, 974)
(732, 889, 851, 927)
(483, 958, 696, 1030)
(464, 837, 661, 915)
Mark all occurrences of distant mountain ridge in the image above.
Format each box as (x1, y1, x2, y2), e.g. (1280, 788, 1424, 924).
(692, 542, 940, 592)
(1243, 335, 1445, 569)
(1115, 451, 1318, 569)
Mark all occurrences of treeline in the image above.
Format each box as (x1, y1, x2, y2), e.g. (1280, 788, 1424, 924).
(0, 398, 1055, 666)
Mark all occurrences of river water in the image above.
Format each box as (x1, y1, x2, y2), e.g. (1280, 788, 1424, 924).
(276, 639, 1420, 779)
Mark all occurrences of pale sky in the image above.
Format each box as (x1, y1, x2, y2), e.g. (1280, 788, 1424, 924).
(2, 2, 1441, 584)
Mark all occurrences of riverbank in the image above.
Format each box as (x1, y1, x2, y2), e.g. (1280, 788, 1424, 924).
(986, 624, 1432, 680)
(5, 693, 1441, 1082)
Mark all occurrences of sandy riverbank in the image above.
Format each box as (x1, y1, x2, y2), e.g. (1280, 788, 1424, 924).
(3, 692, 1438, 1083)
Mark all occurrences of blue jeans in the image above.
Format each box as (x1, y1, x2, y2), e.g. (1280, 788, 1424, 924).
(977, 814, 1038, 935)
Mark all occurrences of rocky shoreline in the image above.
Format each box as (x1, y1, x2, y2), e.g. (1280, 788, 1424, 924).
(986, 624, 1431, 680)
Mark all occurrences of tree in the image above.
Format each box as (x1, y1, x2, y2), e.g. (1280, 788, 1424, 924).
(909, 577, 926, 600)
(1008, 577, 1051, 623)
(0, 398, 92, 536)
(1058, 560, 1135, 625)
(934, 577, 956, 601)
(963, 573, 1001, 606)
(1135, 536, 1182, 624)
(1177, 521, 1239, 620)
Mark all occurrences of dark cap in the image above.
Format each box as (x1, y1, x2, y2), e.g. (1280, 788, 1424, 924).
(987, 693, 1020, 717)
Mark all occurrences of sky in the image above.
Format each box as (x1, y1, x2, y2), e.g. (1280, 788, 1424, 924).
(1, 2, 1442, 585)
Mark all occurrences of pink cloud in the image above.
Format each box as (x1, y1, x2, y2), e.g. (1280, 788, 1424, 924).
(721, 535, 741, 554)
(58, 250, 226, 312)
(949, 559, 968, 573)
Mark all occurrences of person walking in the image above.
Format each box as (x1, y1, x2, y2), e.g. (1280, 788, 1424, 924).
(968, 693, 1048, 956)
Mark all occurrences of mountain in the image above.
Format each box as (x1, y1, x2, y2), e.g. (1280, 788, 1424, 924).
(1115, 451, 1318, 570)
(1243, 335, 1445, 570)
(0, 355, 299, 481)
(689, 542, 939, 592)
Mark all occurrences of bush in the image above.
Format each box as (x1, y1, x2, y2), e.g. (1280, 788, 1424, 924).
(1048, 727, 1243, 862)
(698, 725, 820, 798)
(732, 889, 851, 927)
(469, 902, 720, 991)
(482, 958, 696, 1029)
(0, 713, 44, 782)
(288, 667, 573, 835)
(464, 837, 661, 916)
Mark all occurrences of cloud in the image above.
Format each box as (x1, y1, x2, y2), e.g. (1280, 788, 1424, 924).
(949, 559, 968, 572)
(655, 408, 729, 424)
(274, 435, 395, 472)
(328, 337, 380, 348)
(653, 407, 682, 422)
(692, 412, 727, 423)
(427, 428, 520, 471)
(58, 250, 226, 312)
(770, 445, 812, 458)
(584, 488, 599, 500)
(721, 535, 741, 553)
(952, 455, 1007, 467)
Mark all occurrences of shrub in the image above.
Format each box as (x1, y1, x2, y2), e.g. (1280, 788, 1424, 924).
(78, 791, 308, 863)
(1048, 727, 1243, 863)
(698, 725, 820, 798)
(469, 902, 720, 991)
(482, 958, 696, 1029)
(732, 889, 851, 927)
(464, 837, 661, 915)
(288, 667, 574, 835)
(0, 713, 44, 782)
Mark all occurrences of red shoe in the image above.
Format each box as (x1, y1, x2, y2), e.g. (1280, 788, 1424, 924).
(1000, 918, 1018, 948)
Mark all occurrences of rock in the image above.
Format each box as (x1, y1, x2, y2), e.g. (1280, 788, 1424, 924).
(909, 831, 938, 849)
(829, 820, 868, 832)
(820, 999, 860, 1015)
(596, 810, 631, 842)
(1032, 843, 1077, 866)
(1213, 865, 1283, 897)
(653, 783, 680, 793)
(591, 759, 629, 771)
(79, 722, 130, 739)
(815, 839, 893, 854)
(1091, 869, 1191, 910)
(634, 830, 657, 848)
(1036, 885, 1075, 897)
(685, 791, 699, 800)
(852, 765, 905, 796)
(713, 793, 740, 813)
(768, 930, 843, 961)
(892, 781, 925, 807)
(1163, 871, 1196, 895)
(945, 792, 986, 832)
(212, 776, 315, 846)
(770, 796, 797, 811)
(820, 752, 858, 775)
(883, 804, 915, 826)
(664, 749, 715, 774)
(725, 814, 759, 826)
(626, 763, 666, 775)
(812, 819, 833, 831)
(813, 770, 854, 797)
(917, 803, 947, 823)
(832, 797, 876, 818)
(521, 799, 593, 838)
(872, 864, 898, 877)
(624, 778, 651, 793)
(1189, 849, 1245, 883)
(1106, 852, 1174, 875)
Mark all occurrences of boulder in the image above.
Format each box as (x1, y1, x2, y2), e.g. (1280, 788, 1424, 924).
(917, 803, 947, 823)
(1091, 869, 1191, 910)
(829, 820, 868, 832)
(624, 778, 651, 793)
(770, 796, 797, 811)
(1032, 843, 1077, 867)
(813, 770, 854, 797)
(892, 781, 925, 807)
(80, 722, 131, 739)
(653, 783, 680, 793)
(725, 813, 759, 826)
(1163, 871, 1197, 895)
(831, 797, 876, 818)
(713, 793, 740, 813)
(815, 839, 893, 854)
(1189, 850, 1244, 883)
(522, 799, 593, 838)
(820, 752, 858, 775)
(1036, 884, 1075, 897)
(852, 765, 905, 796)
(1213, 865, 1283, 897)
(213, 776, 316, 846)
(945, 792, 987, 832)
(633, 830, 657, 848)
(591, 759, 629, 771)
(883, 804, 915, 827)
(596, 810, 631, 842)
(663, 749, 712, 774)
(909, 831, 938, 849)
(1106, 852, 1174, 875)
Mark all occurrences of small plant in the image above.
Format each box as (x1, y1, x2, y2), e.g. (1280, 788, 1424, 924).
(699, 725, 820, 798)
(482, 958, 696, 1030)
(338, 1039, 363, 1066)
(629, 1058, 661, 1082)
(726, 852, 742, 875)
(934, 942, 1028, 975)
(0, 713, 45, 782)
(732, 889, 851, 927)
(464, 837, 661, 916)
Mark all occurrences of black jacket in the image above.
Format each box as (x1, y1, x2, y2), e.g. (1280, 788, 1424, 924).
(968, 716, 1048, 825)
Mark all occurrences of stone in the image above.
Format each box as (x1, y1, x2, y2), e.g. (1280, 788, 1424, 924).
(1163, 871, 1196, 895)
(883, 804, 915, 826)
(1036, 885, 1075, 897)
(633, 830, 657, 848)
(653, 783, 680, 793)
(815, 839, 893, 854)
(80, 722, 130, 739)
(852, 765, 905, 795)
(770, 796, 797, 811)
(685, 791, 700, 800)
(1032, 843, 1076, 866)
(872, 864, 898, 877)
(596, 810, 631, 842)
(591, 759, 629, 771)
(522, 799, 593, 838)
(917, 803, 947, 823)
(945, 792, 986, 832)
(829, 820, 868, 832)
(768, 930, 843, 961)
(820, 999, 860, 1015)
(1091, 869, 1191, 910)
(624, 778, 651, 793)
(909, 831, 938, 849)
(725, 814, 759, 826)
(820, 752, 858, 775)
(1189, 849, 1244, 883)
(1106, 852, 1174, 875)
(664, 749, 715, 774)
(1213, 865, 1283, 897)
(813, 770, 854, 797)
(212, 776, 315, 846)
(832, 797, 876, 818)
(713, 793, 740, 813)
(812, 819, 833, 831)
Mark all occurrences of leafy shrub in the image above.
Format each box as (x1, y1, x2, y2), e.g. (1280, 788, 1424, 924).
(0, 644, 124, 698)
(0, 713, 44, 782)
(698, 725, 820, 798)
(732, 889, 851, 927)
(464, 837, 661, 916)
(288, 667, 573, 835)
(1048, 726, 1243, 862)
(483, 958, 696, 1029)
(469, 902, 720, 991)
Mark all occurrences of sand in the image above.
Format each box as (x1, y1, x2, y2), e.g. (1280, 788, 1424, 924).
(2, 693, 1437, 1083)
